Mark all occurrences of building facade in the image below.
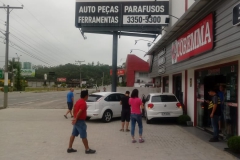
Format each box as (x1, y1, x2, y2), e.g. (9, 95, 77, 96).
(147, 0, 240, 136)
(125, 54, 151, 87)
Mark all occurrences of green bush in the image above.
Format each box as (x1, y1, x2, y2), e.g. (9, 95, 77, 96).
(228, 136, 240, 153)
(178, 115, 191, 125)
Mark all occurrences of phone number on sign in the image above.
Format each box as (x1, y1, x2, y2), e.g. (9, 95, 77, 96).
(123, 15, 162, 24)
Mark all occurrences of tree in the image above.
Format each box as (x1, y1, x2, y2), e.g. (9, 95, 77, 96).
(15, 63, 22, 91)
(8, 60, 23, 91)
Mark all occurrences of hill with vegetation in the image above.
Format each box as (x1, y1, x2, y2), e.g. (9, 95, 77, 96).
(30, 63, 113, 86)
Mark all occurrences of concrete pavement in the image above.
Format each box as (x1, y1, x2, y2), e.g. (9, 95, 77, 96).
(0, 108, 238, 160)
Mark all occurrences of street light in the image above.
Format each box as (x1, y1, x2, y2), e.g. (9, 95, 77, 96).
(130, 49, 147, 54)
(75, 60, 85, 91)
(135, 39, 156, 45)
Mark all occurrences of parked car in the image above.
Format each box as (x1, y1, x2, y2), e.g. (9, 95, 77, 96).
(144, 93, 183, 124)
(145, 83, 154, 87)
(86, 92, 125, 122)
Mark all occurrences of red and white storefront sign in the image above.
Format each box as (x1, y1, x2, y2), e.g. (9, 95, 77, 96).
(172, 13, 214, 64)
(110, 69, 125, 76)
(57, 78, 66, 82)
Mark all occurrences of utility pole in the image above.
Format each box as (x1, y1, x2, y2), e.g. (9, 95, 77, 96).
(0, 5, 23, 108)
(12, 57, 15, 88)
(75, 60, 85, 91)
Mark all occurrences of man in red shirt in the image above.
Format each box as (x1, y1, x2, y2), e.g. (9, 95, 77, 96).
(67, 90, 96, 154)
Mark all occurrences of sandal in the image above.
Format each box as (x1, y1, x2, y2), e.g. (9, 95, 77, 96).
(125, 129, 130, 132)
(139, 138, 145, 143)
(132, 139, 137, 143)
(119, 129, 124, 132)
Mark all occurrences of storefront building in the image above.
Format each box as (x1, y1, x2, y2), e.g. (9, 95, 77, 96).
(147, 0, 240, 136)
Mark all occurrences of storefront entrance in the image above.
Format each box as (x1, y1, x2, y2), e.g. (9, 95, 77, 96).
(173, 74, 182, 103)
(195, 62, 238, 137)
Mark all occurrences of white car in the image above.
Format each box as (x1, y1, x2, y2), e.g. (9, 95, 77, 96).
(86, 92, 125, 122)
(144, 93, 183, 124)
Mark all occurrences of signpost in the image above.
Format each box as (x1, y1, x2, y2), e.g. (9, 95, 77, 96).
(75, 0, 170, 92)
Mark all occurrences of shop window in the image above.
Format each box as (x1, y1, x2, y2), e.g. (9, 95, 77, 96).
(139, 72, 148, 78)
(195, 64, 238, 137)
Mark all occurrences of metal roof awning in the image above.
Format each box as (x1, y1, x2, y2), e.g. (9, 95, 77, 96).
(145, 0, 219, 56)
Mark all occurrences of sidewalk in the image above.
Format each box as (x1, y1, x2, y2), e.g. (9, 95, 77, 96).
(0, 108, 238, 160)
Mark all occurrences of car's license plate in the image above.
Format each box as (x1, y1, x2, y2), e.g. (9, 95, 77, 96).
(162, 112, 170, 116)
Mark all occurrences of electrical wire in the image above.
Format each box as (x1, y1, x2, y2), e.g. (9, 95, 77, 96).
(10, 14, 76, 64)
(0, 37, 54, 66)
(15, 0, 84, 61)
(0, 29, 56, 64)
(1, 21, 67, 65)
(10, 33, 61, 65)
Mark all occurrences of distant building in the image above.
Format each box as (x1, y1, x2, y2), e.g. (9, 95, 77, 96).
(125, 54, 152, 87)
(22, 62, 32, 69)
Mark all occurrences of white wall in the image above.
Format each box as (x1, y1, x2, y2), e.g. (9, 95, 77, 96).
(187, 69, 195, 124)
(168, 74, 173, 93)
(188, 0, 195, 9)
(134, 72, 152, 84)
(117, 87, 161, 98)
(162, 0, 196, 36)
(170, 0, 185, 26)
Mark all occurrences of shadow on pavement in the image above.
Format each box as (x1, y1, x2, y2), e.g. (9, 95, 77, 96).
(143, 117, 178, 125)
(86, 117, 121, 124)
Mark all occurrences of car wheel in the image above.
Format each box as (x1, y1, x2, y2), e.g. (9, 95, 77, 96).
(86, 117, 91, 121)
(102, 110, 112, 123)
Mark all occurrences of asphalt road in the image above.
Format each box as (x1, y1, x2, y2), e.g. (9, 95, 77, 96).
(0, 90, 91, 109)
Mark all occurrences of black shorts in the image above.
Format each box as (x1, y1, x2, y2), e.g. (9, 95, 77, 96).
(121, 111, 130, 122)
(67, 102, 73, 111)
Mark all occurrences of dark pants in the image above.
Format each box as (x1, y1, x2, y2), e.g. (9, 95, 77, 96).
(211, 115, 219, 139)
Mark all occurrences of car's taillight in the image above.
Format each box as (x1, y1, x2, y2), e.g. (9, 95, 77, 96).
(176, 103, 182, 108)
(148, 103, 154, 109)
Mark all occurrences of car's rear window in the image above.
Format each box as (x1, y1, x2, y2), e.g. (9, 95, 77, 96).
(151, 95, 177, 102)
(87, 95, 102, 102)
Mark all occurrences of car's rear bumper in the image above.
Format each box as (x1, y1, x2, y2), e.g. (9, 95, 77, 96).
(87, 109, 101, 119)
(146, 109, 183, 120)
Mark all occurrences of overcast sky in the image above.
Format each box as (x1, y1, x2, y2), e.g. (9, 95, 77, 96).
(0, 0, 159, 68)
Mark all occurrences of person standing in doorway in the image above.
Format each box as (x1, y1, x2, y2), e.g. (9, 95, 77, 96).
(217, 85, 225, 133)
(129, 89, 144, 143)
(64, 88, 74, 119)
(208, 88, 221, 142)
(67, 90, 96, 154)
(120, 91, 131, 132)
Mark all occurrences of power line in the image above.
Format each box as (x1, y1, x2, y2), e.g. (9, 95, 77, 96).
(10, 33, 61, 65)
(10, 13, 76, 64)
(9, 41, 54, 65)
(15, 0, 83, 60)
(1, 27, 58, 65)
(0, 38, 54, 66)
(8, 25, 66, 63)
